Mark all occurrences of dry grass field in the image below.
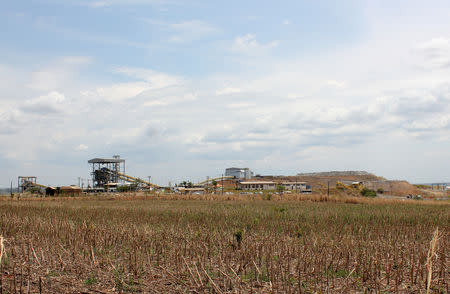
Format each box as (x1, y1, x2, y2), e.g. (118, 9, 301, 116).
(0, 194, 448, 293)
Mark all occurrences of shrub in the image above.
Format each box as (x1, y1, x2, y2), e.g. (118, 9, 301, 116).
(117, 185, 131, 192)
(360, 188, 376, 197)
(276, 185, 285, 194)
(234, 230, 243, 249)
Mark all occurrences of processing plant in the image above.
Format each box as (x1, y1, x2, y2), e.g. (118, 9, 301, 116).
(88, 155, 157, 190)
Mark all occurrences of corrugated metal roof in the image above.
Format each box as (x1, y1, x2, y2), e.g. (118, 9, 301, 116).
(60, 186, 82, 190)
(240, 181, 275, 185)
(88, 158, 125, 163)
(281, 181, 307, 184)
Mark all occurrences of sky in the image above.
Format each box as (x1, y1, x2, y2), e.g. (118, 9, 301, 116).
(1, 0, 450, 187)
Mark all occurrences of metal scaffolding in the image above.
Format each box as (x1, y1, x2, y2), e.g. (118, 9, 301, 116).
(88, 155, 126, 187)
(18, 176, 37, 193)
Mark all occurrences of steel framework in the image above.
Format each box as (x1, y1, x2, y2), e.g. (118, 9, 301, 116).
(18, 176, 37, 193)
(88, 155, 126, 187)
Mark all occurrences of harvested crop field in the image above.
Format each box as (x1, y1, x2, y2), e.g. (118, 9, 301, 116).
(0, 195, 448, 293)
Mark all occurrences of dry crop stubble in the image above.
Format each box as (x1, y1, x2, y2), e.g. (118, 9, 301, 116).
(0, 195, 448, 293)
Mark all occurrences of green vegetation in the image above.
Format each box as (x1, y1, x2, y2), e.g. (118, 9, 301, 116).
(84, 276, 98, 285)
(360, 187, 377, 197)
(414, 184, 432, 189)
(0, 196, 447, 292)
(116, 185, 132, 192)
(178, 181, 193, 187)
(276, 184, 285, 194)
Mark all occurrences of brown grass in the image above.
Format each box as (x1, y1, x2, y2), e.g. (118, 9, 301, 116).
(0, 194, 448, 293)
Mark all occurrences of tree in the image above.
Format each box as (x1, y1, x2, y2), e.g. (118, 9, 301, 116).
(276, 184, 285, 194)
(179, 181, 193, 188)
(360, 188, 376, 198)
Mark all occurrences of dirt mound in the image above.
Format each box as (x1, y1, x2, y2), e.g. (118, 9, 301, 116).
(258, 171, 422, 196)
(281, 171, 383, 190)
(297, 171, 375, 177)
(364, 181, 422, 196)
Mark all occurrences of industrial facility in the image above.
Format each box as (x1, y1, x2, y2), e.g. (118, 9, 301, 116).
(87, 155, 158, 192)
(15, 156, 315, 196)
(11, 161, 450, 200)
(17, 176, 82, 197)
(225, 167, 254, 180)
(17, 155, 159, 195)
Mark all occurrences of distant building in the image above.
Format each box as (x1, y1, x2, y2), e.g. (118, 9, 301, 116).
(58, 186, 82, 196)
(239, 181, 275, 190)
(280, 182, 311, 192)
(239, 181, 312, 193)
(225, 167, 254, 179)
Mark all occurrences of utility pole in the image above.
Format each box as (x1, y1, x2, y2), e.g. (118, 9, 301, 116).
(327, 181, 330, 197)
(10, 181, 13, 197)
(78, 177, 81, 187)
(222, 174, 224, 195)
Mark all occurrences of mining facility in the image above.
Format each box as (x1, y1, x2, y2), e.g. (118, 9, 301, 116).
(12, 159, 450, 199)
(17, 155, 159, 196)
(15, 156, 314, 196)
(87, 155, 158, 191)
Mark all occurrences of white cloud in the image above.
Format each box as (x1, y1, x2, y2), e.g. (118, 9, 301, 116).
(139, 18, 217, 43)
(27, 56, 92, 91)
(227, 102, 254, 108)
(114, 67, 182, 89)
(415, 37, 450, 69)
(75, 144, 89, 151)
(143, 93, 197, 107)
(216, 87, 242, 95)
(287, 93, 304, 99)
(168, 20, 216, 43)
(94, 82, 150, 101)
(143, 100, 168, 107)
(231, 34, 279, 55)
(326, 80, 346, 89)
(82, 67, 184, 102)
(21, 91, 66, 114)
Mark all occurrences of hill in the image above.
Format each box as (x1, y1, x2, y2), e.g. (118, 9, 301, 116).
(257, 171, 423, 196)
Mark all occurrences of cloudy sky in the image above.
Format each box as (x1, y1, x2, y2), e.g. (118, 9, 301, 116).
(1, 0, 450, 186)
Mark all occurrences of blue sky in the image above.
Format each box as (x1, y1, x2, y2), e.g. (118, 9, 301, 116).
(1, 0, 450, 186)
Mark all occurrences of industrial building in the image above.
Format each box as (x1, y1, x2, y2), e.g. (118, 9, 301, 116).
(239, 181, 276, 190)
(15, 160, 313, 196)
(280, 181, 311, 192)
(239, 181, 311, 193)
(88, 155, 126, 187)
(88, 155, 157, 190)
(225, 167, 254, 179)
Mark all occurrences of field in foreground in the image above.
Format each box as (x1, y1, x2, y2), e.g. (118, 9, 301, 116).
(0, 195, 448, 293)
